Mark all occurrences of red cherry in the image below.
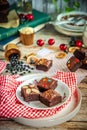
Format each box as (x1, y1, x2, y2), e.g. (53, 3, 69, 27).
(48, 38, 55, 45)
(59, 44, 67, 51)
(25, 14, 34, 21)
(37, 39, 45, 46)
(75, 40, 83, 47)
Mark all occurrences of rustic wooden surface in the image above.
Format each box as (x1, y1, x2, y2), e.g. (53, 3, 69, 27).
(0, 25, 87, 130)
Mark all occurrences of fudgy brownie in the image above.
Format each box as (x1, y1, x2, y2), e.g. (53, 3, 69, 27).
(0, 0, 9, 23)
(74, 48, 87, 60)
(36, 58, 52, 71)
(37, 77, 58, 92)
(67, 56, 82, 72)
(21, 84, 40, 102)
(0, 0, 9, 11)
(80, 57, 87, 70)
(40, 89, 62, 107)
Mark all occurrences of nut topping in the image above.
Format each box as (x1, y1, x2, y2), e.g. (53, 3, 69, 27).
(26, 88, 31, 94)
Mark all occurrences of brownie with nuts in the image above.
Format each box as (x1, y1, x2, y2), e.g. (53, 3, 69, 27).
(36, 58, 52, 71)
(40, 89, 62, 107)
(37, 77, 58, 92)
(21, 84, 40, 102)
(67, 56, 82, 72)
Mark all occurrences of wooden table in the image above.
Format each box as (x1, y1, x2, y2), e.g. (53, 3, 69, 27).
(0, 25, 87, 130)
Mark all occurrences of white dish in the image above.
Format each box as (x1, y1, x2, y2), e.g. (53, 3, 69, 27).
(14, 88, 82, 128)
(57, 11, 87, 32)
(16, 74, 70, 110)
(54, 25, 83, 36)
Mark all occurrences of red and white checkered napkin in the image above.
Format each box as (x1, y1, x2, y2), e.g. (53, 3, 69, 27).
(0, 60, 7, 73)
(0, 61, 77, 119)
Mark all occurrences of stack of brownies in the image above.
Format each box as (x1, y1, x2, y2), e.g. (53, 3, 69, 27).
(21, 77, 62, 107)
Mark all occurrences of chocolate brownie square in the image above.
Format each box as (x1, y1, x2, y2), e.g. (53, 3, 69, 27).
(67, 56, 82, 72)
(36, 58, 52, 71)
(37, 77, 58, 92)
(21, 84, 40, 102)
(0, 1, 9, 11)
(80, 57, 87, 70)
(74, 48, 87, 60)
(40, 89, 62, 107)
(0, 1, 9, 23)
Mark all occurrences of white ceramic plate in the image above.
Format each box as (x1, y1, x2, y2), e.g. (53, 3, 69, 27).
(16, 74, 70, 110)
(57, 11, 87, 32)
(54, 25, 83, 36)
(14, 88, 82, 128)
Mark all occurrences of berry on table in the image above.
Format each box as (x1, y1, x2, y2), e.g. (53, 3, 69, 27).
(75, 40, 83, 47)
(5, 53, 34, 75)
(48, 38, 55, 45)
(37, 39, 45, 46)
(59, 44, 67, 51)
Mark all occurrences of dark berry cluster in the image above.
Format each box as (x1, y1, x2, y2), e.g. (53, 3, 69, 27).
(9, 53, 20, 66)
(5, 53, 34, 75)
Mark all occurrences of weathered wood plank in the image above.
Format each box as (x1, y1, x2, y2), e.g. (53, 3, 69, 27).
(0, 121, 87, 130)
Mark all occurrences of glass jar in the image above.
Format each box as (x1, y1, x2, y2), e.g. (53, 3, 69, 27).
(43, 0, 60, 14)
(83, 24, 87, 47)
(16, 0, 32, 14)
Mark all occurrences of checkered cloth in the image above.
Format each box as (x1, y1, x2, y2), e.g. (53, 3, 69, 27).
(0, 60, 7, 74)
(0, 60, 77, 119)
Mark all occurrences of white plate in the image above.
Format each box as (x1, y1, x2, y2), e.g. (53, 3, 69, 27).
(57, 11, 87, 32)
(14, 88, 82, 128)
(16, 74, 71, 110)
(54, 25, 83, 36)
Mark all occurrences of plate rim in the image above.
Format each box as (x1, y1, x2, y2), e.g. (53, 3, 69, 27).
(54, 25, 82, 36)
(16, 75, 71, 110)
(14, 88, 82, 128)
(57, 11, 87, 32)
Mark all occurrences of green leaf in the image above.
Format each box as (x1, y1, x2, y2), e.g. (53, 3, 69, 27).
(64, 0, 70, 3)
(65, 7, 75, 12)
(74, 2, 80, 8)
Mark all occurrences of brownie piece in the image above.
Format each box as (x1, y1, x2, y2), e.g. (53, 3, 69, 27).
(37, 77, 58, 92)
(36, 58, 52, 71)
(67, 56, 82, 72)
(21, 84, 40, 102)
(0, 0, 9, 11)
(0, 0, 9, 23)
(80, 57, 87, 70)
(40, 89, 62, 107)
(74, 48, 87, 60)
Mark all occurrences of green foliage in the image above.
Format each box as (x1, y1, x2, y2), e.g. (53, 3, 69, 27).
(65, 7, 75, 12)
(73, 2, 80, 8)
(51, 0, 80, 13)
(64, 0, 70, 3)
